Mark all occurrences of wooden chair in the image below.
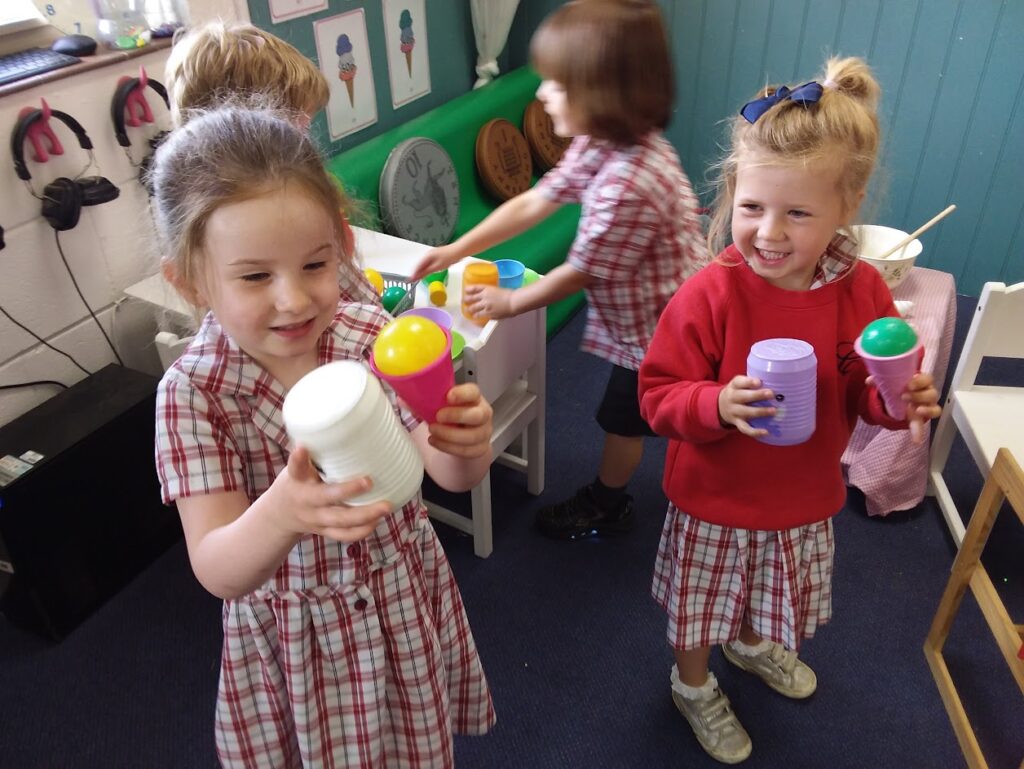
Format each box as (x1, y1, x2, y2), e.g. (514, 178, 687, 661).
(924, 448, 1024, 769)
(928, 281, 1024, 546)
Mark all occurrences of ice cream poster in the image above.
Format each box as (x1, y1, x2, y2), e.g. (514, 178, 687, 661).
(382, 0, 431, 109)
(313, 10, 378, 140)
(268, 0, 327, 24)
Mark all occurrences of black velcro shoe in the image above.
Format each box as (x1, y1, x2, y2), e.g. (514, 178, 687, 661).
(534, 485, 634, 540)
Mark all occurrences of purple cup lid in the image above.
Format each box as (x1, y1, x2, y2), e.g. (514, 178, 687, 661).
(747, 338, 816, 375)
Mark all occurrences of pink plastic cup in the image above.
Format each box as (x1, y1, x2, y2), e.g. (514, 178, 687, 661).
(370, 328, 455, 423)
(854, 337, 923, 418)
(398, 306, 453, 330)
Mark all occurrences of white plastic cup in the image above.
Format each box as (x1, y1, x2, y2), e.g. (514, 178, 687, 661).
(282, 361, 424, 509)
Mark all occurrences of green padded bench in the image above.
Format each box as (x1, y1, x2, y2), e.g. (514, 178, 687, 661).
(325, 67, 583, 336)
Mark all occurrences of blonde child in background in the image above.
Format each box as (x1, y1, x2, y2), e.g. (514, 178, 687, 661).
(151, 106, 496, 768)
(638, 57, 941, 763)
(412, 0, 706, 540)
(164, 21, 374, 303)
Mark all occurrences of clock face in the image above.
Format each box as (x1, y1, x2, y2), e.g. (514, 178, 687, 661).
(379, 138, 460, 246)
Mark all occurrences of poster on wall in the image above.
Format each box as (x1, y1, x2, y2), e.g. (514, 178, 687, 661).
(314, 10, 378, 141)
(269, 0, 327, 24)
(381, 0, 431, 109)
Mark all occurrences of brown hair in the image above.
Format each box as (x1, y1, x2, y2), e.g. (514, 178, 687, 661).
(151, 104, 354, 306)
(530, 0, 674, 144)
(165, 21, 330, 127)
(707, 56, 882, 255)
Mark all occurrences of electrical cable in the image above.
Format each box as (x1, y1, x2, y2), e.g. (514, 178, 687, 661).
(0, 380, 68, 391)
(54, 230, 125, 366)
(0, 303, 92, 376)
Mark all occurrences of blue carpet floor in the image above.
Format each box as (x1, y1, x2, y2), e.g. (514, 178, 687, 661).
(0, 295, 1020, 768)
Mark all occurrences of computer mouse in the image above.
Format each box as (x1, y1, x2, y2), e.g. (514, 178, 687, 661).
(51, 34, 98, 57)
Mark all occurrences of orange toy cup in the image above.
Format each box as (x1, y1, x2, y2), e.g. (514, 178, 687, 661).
(461, 262, 499, 326)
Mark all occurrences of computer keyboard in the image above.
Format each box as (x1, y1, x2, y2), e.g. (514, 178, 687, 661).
(0, 48, 80, 88)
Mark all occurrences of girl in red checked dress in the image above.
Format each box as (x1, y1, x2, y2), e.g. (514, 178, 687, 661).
(638, 57, 941, 764)
(150, 105, 496, 769)
(411, 0, 706, 541)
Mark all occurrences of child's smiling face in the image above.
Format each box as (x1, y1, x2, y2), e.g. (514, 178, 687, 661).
(195, 185, 341, 385)
(731, 157, 857, 291)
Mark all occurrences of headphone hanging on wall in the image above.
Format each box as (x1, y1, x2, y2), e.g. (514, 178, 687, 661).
(111, 72, 170, 195)
(11, 106, 120, 232)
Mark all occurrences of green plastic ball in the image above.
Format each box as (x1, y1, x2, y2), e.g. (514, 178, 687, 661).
(521, 268, 540, 286)
(382, 285, 407, 313)
(859, 317, 918, 357)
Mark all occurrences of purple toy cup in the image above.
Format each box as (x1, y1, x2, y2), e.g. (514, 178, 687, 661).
(398, 306, 453, 331)
(746, 338, 817, 446)
(854, 337, 922, 418)
(370, 328, 455, 423)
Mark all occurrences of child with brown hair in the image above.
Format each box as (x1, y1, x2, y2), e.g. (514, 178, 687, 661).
(152, 104, 496, 768)
(639, 57, 941, 763)
(412, 0, 706, 540)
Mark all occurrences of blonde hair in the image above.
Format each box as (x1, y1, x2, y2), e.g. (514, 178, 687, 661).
(707, 56, 882, 255)
(151, 104, 355, 303)
(165, 21, 329, 127)
(530, 0, 673, 144)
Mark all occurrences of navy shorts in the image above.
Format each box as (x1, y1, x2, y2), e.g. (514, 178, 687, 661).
(595, 364, 657, 438)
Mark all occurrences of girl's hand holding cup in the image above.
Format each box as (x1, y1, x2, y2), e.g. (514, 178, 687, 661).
(427, 383, 493, 458)
(867, 370, 941, 444)
(272, 445, 393, 543)
(464, 284, 515, 320)
(718, 375, 776, 437)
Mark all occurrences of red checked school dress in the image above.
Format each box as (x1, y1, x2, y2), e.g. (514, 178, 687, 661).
(536, 132, 706, 369)
(155, 302, 495, 769)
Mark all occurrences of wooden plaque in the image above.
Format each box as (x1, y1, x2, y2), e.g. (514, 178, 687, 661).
(474, 118, 533, 202)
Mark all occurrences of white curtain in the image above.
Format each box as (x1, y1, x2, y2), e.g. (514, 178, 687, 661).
(470, 0, 521, 89)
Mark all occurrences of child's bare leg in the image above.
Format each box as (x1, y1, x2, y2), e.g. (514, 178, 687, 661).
(737, 619, 762, 646)
(673, 645, 713, 686)
(597, 433, 643, 487)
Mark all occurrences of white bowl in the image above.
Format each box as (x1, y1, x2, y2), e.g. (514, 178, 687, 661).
(849, 224, 921, 290)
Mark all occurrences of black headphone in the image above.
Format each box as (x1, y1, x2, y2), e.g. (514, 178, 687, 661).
(111, 75, 170, 195)
(11, 109, 120, 231)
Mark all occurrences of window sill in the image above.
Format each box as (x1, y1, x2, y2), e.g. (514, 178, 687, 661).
(0, 37, 172, 99)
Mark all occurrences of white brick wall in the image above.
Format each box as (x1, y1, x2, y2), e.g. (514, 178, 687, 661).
(0, 48, 172, 427)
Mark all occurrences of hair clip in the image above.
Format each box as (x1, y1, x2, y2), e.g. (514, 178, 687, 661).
(740, 81, 824, 124)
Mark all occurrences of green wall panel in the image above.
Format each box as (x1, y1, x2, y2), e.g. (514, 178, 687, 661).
(510, 0, 1022, 295)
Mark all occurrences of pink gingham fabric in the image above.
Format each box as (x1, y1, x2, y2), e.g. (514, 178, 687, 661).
(842, 267, 957, 515)
(156, 303, 495, 768)
(537, 133, 706, 370)
(652, 505, 835, 652)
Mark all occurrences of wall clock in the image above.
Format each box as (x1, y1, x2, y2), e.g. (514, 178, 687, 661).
(379, 137, 459, 246)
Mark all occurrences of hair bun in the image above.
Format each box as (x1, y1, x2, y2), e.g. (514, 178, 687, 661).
(823, 57, 880, 110)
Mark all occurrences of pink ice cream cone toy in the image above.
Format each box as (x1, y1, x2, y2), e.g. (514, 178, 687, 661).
(370, 316, 455, 423)
(399, 10, 415, 76)
(855, 317, 922, 418)
(336, 34, 357, 107)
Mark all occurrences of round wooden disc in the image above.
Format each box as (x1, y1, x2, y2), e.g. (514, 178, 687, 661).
(474, 118, 533, 202)
(379, 137, 460, 245)
(522, 99, 571, 172)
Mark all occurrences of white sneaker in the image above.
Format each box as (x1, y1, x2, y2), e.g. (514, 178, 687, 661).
(722, 641, 817, 699)
(671, 669, 752, 764)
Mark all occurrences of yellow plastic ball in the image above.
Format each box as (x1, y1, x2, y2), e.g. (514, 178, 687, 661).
(373, 316, 447, 376)
(364, 268, 384, 295)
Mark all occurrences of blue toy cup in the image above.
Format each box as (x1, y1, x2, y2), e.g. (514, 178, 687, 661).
(494, 259, 525, 289)
(746, 338, 817, 446)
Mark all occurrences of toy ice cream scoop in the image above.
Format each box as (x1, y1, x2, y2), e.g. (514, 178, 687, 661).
(854, 317, 922, 417)
(336, 34, 357, 107)
(399, 10, 415, 76)
(282, 361, 424, 509)
(370, 316, 455, 422)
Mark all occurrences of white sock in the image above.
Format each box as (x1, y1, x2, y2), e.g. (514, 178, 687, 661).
(730, 637, 772, 656)
(671, 665, 718, 701)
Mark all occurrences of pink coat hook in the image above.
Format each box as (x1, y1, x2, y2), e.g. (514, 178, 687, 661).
(118, 66, 155, 128)
(19, 98, 65, 163)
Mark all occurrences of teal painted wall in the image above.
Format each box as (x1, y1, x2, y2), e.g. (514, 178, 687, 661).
(511, 0, 1023, 296)
(245, 1, 510, 154)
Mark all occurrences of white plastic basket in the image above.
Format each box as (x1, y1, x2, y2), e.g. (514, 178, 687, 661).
(380, 272, 417, 315)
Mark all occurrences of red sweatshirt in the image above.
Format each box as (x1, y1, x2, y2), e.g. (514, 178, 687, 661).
(639, 250, 908, 530)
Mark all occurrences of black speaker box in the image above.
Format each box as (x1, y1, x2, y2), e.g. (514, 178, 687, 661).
(0, 365, 182, 640)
